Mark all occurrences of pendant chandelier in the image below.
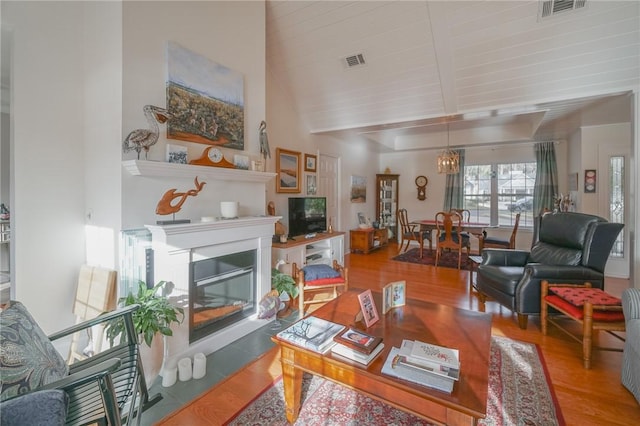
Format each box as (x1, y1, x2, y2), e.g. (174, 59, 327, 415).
(437, 121, 460, 174)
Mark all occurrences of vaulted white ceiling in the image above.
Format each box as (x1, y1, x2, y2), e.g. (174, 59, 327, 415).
(266, 0, 639, 151)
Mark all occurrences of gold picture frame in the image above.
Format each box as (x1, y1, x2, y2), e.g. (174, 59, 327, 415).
(276, 148, 301, 193)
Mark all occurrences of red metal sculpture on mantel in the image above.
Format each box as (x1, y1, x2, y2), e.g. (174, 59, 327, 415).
(155, 177, 206, 224)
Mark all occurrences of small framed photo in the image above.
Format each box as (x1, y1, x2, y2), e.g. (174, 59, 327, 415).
(382, 280, 406, 314)
(166, 144, 187, 164)
(306, 173, 317, 195)
(357, 289, 379, 328)
(234, 154, 249, 170)
(304, 154, 317, 172)
(334, 327, 382, 354)
(357, 212, 366, 225)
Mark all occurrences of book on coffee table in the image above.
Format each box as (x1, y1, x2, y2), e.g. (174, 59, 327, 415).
(276, 316, 345, 354)
(399, 340, 460, 378)
(381, 347, 455, 394)
(407, 339, 459, 369)
(331, 342, 385, 365)
(333, 327, 382, 354)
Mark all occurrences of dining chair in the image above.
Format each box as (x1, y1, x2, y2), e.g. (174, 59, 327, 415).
(448, 209, 472, 252)
(435, 211, 470, 269)
(397, 208, 432, 257)
(479, 213, 520, 252)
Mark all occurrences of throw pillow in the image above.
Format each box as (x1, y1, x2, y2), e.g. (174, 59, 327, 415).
(0, 301, 69, 401)
(301, 264, 340, 281)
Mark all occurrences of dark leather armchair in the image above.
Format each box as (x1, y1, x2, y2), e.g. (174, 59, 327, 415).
(476, 212, 623, 329)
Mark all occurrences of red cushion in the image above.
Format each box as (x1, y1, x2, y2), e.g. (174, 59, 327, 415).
(549, 287, 621, 306)
(544, 295, 625, 322)
(305, 277, 345, 287)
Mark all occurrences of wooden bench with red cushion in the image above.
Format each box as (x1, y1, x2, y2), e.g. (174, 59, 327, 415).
(541, 280, 625, 369)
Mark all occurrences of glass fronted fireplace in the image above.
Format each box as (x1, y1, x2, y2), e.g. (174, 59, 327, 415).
(189, 249, 257, 343)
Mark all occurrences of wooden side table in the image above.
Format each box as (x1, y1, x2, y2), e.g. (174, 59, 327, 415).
(468, 255, 483, 291)
(350, 228, 388, 254)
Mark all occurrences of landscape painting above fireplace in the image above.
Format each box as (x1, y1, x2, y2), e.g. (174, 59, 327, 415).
(166, 41, 244, 150)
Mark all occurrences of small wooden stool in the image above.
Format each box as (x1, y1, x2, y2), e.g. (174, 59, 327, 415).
(541, 280, 625, 369)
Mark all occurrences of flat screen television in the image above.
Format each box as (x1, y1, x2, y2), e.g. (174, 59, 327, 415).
(288, 197, 327, 237)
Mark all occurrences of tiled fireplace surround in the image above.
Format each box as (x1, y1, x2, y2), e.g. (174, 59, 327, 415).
(147, 215, 280, 371)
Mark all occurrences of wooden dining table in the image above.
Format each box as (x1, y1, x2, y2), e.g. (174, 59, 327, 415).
(410, 219, 491, 238)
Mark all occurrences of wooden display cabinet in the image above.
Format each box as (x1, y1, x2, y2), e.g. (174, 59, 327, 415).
(350, 228, 388, 254)
(376, 174, 399, 240)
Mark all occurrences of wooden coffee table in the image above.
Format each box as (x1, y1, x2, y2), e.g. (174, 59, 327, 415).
(272, 290, 492, 425)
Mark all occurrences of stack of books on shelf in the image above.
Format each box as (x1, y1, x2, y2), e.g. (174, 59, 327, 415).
(276, 316, 345, 354)
(330, 327, 384, 365)
(381, 339, 460, 394)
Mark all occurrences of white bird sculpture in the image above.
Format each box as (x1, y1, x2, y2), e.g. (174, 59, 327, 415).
(259, 120, 271, 161)
(123, 105, 170, 160)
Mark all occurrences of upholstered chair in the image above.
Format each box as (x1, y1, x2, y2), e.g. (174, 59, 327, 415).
(476, 212, 623, 329)
(621, 288, 640, 404)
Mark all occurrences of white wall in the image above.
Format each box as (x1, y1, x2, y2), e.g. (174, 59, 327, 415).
(121, 1, 266, 229)
(5, 1, 88, 331)
(266, 64, 380, 249)
(4, 1, 266, 333)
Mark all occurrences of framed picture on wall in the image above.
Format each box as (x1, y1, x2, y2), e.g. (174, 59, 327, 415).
(276, 148, 301, 193)
(584, 169, 596, 193)
(350, 175, 366, 203)
(304, 154, 317, 172)
(306, 173, 317, 195)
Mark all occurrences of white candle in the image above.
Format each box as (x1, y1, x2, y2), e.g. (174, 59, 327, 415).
(178, 357, 192, 381)
(193, 352, 207, 380)
(161, 366, 177, 387)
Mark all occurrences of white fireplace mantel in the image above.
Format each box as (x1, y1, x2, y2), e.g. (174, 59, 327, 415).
(146, 216, 281, 369)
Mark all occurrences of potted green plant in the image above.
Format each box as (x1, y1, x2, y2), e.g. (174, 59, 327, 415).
(105, 280, 184, 347)
(271, 268, 298, 303)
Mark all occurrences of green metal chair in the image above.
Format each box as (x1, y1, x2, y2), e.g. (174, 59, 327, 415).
(1, 301, 159, 425)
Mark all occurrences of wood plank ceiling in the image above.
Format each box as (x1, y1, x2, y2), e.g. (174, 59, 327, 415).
(266, 0, 639, 151)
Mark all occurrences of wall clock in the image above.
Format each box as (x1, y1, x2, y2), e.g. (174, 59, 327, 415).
(189, 146, 235, 168)
(415, 175, 428, 200)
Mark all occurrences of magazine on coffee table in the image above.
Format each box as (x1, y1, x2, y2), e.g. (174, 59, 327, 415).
(276, 316, 345, 354)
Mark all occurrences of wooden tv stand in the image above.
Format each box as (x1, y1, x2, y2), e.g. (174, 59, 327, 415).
(271, 232, 345, 267)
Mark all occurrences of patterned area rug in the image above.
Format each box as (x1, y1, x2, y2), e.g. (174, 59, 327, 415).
(392, 247, 473, 270)
(225, 336, 564, 426)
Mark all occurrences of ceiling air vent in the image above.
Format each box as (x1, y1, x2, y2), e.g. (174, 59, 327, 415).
(539, 0, 587, 19)
(344, 53, 366, 68)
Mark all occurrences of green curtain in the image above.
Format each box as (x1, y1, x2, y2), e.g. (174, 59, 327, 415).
(443, 149, 465, 211)
(533, 142, 558, 214)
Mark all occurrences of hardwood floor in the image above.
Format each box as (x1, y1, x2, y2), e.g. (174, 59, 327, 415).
(158, 244, 639, 425)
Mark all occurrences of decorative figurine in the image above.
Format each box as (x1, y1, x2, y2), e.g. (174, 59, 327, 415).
(259, 120, 270, 171)
(123, 105, 171, 160)
(155, 177, 206, 224)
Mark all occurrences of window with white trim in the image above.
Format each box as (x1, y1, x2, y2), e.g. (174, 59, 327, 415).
(463, 162, 537, 228)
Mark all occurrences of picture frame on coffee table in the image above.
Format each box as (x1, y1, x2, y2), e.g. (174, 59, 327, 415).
(357, 289, 379, 328)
